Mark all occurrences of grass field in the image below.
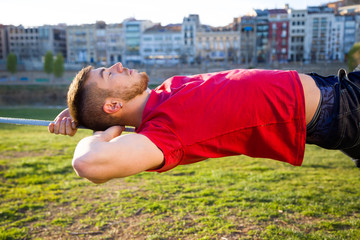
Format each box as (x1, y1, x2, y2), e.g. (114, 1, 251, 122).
(0, 107, 360, 240)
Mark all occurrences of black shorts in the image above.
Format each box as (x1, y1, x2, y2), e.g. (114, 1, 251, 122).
(306, 69, 360, 159)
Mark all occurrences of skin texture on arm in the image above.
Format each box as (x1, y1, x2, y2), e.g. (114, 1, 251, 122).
(72, 126, 164, 184)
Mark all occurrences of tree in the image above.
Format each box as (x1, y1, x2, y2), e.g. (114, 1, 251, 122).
(6, 53, 17, 74)
(44, 51, 53, 74)
(53, 53, 65, 77)
(348, 42, 360, 72)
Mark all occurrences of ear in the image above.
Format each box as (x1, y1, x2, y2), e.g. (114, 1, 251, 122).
(103, 98, 123, 114)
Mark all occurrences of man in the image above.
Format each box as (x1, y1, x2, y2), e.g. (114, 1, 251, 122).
(49, 62, 360, 184)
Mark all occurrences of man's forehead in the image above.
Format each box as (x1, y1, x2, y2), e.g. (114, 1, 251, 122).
(86, 68, 101, 85)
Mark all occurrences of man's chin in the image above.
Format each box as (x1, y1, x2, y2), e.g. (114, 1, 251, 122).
(140, 72, 150, 89)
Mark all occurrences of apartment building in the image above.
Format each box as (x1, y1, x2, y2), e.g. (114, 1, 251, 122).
(7, 26, 36, 62)
(38, 25, 67, 60)
(66, 24, 96, 63)
(6, 25, 66, 67)
(182, 14, 201, 64)
(268, 9, 289, 64)
(330, 15, 345, 61)
(304, 6, 334, 63)
(0, 25, 7, 61)
(239, 16, 256, 65)
(253, 9, 270, 64)
(288, 9, 307, 62)
(106, 23, 124, 65)
(343, 15, 357, 54)
(123, 19, 155, 65)
(141, 24, 182, 65)
(356, 15, 360, 43)
(196, 25, 239, 64)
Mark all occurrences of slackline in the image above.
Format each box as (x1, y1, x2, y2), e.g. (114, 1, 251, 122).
(0, 117, 135, 132)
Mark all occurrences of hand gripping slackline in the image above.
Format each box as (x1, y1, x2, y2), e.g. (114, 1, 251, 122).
(0, 117, 135, 132)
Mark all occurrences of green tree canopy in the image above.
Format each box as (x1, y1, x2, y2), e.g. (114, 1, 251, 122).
(53, 53, 65, 77)
(6, 53, 17, 74)
(44, 51, 53, 74)
(348, 42, 360, 72)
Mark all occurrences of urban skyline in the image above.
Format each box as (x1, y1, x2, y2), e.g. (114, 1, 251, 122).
(1, 1, 359, 74)
(2, 0, 331, 27)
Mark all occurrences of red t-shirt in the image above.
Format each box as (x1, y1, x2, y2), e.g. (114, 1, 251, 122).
(136, 69, 306, 173)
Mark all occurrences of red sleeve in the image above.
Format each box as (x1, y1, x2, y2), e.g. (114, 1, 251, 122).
(138, 122, 184, 173)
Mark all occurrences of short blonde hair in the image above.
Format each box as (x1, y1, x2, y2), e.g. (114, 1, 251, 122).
(67, 65, 93, 126)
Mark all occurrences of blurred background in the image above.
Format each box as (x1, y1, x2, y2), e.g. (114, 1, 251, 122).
(0, 0, 359, 106)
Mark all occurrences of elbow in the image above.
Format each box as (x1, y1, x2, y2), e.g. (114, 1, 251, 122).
(72, 156, 109, 184)
(72, 156, 87, 178)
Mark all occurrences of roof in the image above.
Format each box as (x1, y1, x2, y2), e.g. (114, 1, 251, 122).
(144, 24, 182, 33)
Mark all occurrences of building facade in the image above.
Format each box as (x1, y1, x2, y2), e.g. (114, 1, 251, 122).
(66, 24, 96, 64)
(268, 9, 289, 64)
(288, 9, 307, 62)
(141, 24, 183, 65)
(239, 16, 256, 65)
(0, 25, 8, 61)
(196, 26, 240, 64)
(106, 23, 124, 66)
(182, 14, 200, 64)
(330, 15, 345, 61)
(123, 19, 155, 65)
(304, 6, 335, 62)
(255, 12, 270, 64)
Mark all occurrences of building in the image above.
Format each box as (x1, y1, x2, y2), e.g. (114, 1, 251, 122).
(5, 24, 66, 69)
(288, 9, 307, 62)
(66, 24, 96, 64)
(182, 14, 201, 64)
(356, 15, 360, 43)
(95, 21, 107, 65)
(196, 25, 240, 64)
(267, 9, 289, 64)
(38, 25, 67, 60)
(343, 15, 357, 54)
(141, 24, 182, 65)
(330, 15, 345, 61)
(304, 6, 334, 63)
(254, 10, 270, 64)
(239, 16, 256, 65)
(106, 23, 124, 65)
(123, 19, 155, 65)
(0, 25, 8, 61)
(7, 25, 40, 64)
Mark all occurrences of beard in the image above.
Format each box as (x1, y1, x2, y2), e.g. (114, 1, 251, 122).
(115, 71, 149, 102)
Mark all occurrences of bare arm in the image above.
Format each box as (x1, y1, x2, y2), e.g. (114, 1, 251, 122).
(72, 126, 164, 183)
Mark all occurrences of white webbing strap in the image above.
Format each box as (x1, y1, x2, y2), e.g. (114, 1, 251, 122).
(0, 117, 135, 132)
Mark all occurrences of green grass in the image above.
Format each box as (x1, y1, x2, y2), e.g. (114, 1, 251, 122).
(0, 107, 360, 239)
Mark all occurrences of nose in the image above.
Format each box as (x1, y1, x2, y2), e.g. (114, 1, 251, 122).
(108, 62, 123, 73)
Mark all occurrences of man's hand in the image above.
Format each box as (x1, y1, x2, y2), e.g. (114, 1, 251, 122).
(93, 125, 125, 141)
(48, 108, 78, 136)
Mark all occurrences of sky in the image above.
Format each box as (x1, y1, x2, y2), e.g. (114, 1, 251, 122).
(1, 0, 332, 27)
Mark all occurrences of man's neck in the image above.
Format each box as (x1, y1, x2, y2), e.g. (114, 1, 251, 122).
(120, 89, 151, 128)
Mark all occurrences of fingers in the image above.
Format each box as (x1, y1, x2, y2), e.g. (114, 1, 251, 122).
(49, 117, 77, 136)
(94, 125, 125, 142)
(48, 122, 55, 133)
